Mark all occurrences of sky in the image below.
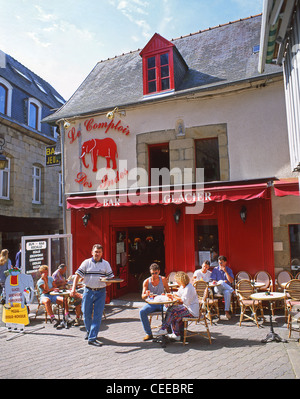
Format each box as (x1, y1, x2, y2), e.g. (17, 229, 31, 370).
(0, 0, 263, 101)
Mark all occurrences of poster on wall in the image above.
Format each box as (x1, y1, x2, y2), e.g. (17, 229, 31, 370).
(198, 251, 211, 267)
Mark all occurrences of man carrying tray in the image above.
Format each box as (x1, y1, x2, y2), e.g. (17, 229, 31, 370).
(71, 244, 114, 347)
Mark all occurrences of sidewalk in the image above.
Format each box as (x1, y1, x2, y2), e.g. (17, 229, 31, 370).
(0, 293, 299, 380)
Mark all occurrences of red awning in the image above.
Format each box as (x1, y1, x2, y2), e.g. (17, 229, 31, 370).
(274, 179, 300, 197)
(67, 182, 269, 209)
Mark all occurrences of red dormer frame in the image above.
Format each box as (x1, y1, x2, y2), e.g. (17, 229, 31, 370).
(140, 33, 175, 96)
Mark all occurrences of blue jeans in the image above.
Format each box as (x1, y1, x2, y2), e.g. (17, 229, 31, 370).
(82, 287, 106, 342)
(214, 281, 234, 311)
(139, 303, 163, 335)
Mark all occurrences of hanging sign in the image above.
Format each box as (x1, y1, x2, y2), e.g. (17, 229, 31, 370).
(45, 145, 61, 167)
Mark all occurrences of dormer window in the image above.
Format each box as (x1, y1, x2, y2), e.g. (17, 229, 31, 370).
(145, 51, 172, 94)
(140, 33, 188, 97)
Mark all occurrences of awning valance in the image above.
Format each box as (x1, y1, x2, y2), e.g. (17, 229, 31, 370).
(67, 182, 270, 210)
(274, 179, 300, 197)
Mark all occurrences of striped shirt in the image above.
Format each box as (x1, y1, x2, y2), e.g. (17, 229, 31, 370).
(76, 257, 114, 289)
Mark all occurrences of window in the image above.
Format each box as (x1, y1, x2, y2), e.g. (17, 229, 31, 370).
(195, 138, 220, 182)
(289, 225, 300, 273)
(148, 143, 169, 186)
(32, 165, 41, 204)
(0, 84, 8, 114)
(146, 52, 171, 94)
(195, 220, 219, 269)
(0, 157, 10, 199)
(28, 98, 42, 131)
(0, 78, 12, 116)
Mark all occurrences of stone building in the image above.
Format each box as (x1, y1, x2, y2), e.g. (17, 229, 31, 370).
(44, 14, 300, 299)
(0, 50, 65, 261)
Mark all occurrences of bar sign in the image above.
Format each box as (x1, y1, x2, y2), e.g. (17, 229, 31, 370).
(46, 145, 61, 166)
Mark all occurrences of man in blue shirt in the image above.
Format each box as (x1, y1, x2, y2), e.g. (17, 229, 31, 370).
(210, 255, 234, 320)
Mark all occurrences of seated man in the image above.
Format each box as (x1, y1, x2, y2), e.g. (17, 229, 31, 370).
(140, 263, 170, 341)
(52, 264, 68, 288)
(193, 260, 211, 283)
(210, 255, 234, 320)
(37, 265, 71, 326)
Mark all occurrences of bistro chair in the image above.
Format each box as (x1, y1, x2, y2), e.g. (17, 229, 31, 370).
(193, 280, 219, 325)
(275, 270, 293, 291)
(253, 271, 273, 292)
(295, 272, 300, 280)
(236, 279, 264, 328)
(167, 271, 178, 292)
(284, 279, 300, 327)
(187, 271, 194, 281)
(235, 271, 252, 286)
(287, 304, 300, 341)
(182, 301, 212, 345)
(34, 286, 62, 323)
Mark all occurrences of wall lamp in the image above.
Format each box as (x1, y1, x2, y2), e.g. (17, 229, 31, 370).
(173, 208, 181, 224)
(82, 213, 91, 227)
(240, 206, 247, 223)
(106, 107, 126, 120)
(0, 138, 8, 170)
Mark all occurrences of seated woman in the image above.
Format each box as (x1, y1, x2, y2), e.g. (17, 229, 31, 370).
(155, 271, 199, 341)
(37, 265, 70, 326)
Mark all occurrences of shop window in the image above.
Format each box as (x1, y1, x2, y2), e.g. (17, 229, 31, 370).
(28, 98, 42, 131)
(32, 165, 42, 204)
(196, 138, 220, 182)
(0, 78, 12, 116)
(0, 157, 10, 199)
(148, 143, 169, 186)
(289, 225, 300, 275)
(195, 220, 219, 269)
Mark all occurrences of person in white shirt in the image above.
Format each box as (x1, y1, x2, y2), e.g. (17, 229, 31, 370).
(193, 260, 211, 283)
(71, 244, 114, 347)
(155, 271, 199, 341)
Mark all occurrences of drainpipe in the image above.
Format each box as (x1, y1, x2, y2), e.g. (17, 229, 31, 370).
(258, 0, 275, 73)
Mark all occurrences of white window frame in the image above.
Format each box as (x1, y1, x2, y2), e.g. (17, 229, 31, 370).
(32, 165, 42, 204)
(0, 157, 10, 199)
(0, 77, 12, 117)
(28, 98, 42, 131)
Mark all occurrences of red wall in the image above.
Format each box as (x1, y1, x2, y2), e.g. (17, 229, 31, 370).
(70, 195, 274, 300)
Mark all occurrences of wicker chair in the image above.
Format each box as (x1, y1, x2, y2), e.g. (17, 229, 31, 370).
(284, 279, 300, 327)
(182, 301, 212, 345)
(194, 280, 219, 324)
(34, 286, 62, 323)
(253, 271, 273, 292)
(236, 279, 264, 328)
(235, 271, 252, 286)
(276, 270, 293, 291)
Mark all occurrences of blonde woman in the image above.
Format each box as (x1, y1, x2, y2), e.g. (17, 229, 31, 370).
(0, 250, 11, 294)
(155, 271, 199, 341)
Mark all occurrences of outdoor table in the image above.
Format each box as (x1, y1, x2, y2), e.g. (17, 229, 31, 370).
(146, 296, 176, 348)
(250, 292, 287, 343)
(168, 282, 179, 292)
(50, 289, 71, 329)
(251, 282, 265, 289)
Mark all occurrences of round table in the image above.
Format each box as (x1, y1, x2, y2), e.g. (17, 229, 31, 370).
(146, 297, 176, 347)
(50, 290, 71, 329)
(250, 292, 287, 343)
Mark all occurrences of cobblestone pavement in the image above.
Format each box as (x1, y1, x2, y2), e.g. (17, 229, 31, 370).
(0, 294, 299, 380)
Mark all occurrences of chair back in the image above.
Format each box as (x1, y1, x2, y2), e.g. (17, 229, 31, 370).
(285, 279, 300, 300)
(254, 271, 273, 290)
(193, 280, 209, 302)
(235, 271, 252, 282)
(277, 270, 293, 287)
(296, 272, 300, 280)
(236, 279, 254, 300)
(167, 272, 176, 283)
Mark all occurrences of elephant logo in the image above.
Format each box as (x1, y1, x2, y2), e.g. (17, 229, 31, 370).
(80, 138, 118, 171)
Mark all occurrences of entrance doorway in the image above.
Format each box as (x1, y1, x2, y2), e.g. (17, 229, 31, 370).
(114, 226, 165, 294)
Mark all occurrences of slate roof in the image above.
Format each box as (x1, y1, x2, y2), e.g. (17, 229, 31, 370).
(43, 14, 282, 123)
(0, 51, 65, 109)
